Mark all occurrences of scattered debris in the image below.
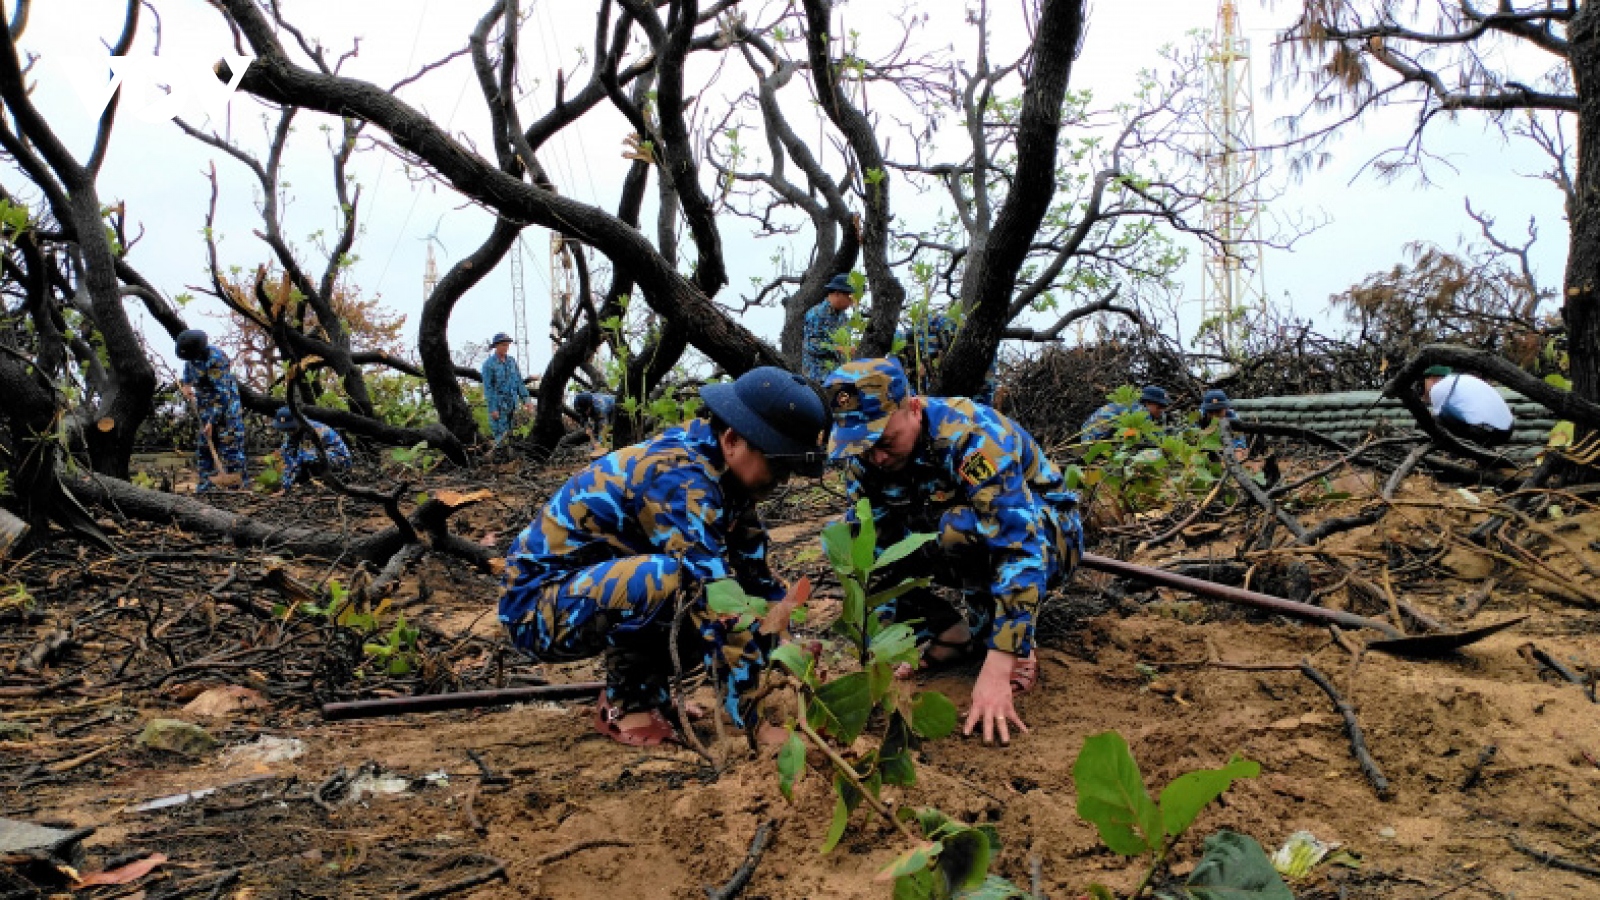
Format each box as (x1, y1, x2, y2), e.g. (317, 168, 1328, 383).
(136, 718, 218, 756)
(72, 852, 167, 887)
(221, 735, 305, 767)
(182, 685, 268, 718)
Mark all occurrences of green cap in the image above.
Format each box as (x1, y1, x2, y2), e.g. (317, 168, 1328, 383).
(1422, 365, 1452, 378)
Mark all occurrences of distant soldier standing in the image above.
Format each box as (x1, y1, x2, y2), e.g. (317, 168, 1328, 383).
(802, 273, 860, 382)
(482, 332, 532, 442)
(175, 329, 247, 492)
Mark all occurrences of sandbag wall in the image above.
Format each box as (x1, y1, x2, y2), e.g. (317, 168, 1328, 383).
(1229, 390, 1554, 460)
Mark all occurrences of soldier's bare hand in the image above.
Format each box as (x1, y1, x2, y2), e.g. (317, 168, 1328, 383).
(963, 652, 1028, 746)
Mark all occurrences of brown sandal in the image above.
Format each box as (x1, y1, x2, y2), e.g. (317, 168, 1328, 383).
(1009, 655, 1040, 695)
(594, 692, 680, 747)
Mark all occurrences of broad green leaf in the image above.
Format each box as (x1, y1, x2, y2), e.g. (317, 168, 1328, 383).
(1087, 885, 1117, 900)
(910, 691, 958, 740)
(1159, 755, 1261, 841)
(706, 579, 766, 616)
(770, 643, 813, 681)
(879, 712, 917, 787)
(1545, 373, 1573, 390)
(875, 841, 941, 881)
(938, 826, 992, 893)
(1184, 831, 1294, 900)
(842, 579, 867, 631)
(892, 869, 939, 900)
(867, 659, 895, 705)
(812, 672, 872, 744)
(870, 622, 920, 668)
(852, 499, 878, 573)
(822, 520, 855, 575)
(866, 576, 931, 608)
(1072, 731, 1162, 856)
(777, 732, 805, 802)
(954, 874, 1030, 899)
(821, 785, 851, 853)
(902, 806, 957, 838)
(873, 532, 937, 572)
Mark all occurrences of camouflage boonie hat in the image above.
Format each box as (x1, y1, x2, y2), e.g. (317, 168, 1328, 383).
(823, 358, 908, 460)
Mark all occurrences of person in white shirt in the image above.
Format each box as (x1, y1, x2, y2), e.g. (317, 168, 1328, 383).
(1421, 365, 1514, 448)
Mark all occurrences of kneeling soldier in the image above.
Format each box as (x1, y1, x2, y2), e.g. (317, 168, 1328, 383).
(497, 367, 826, 746)
(823, 358, 1083, 746)
(273, 407, 353, 491)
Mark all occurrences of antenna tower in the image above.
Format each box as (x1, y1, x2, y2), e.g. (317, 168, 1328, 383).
(549, 233, 577, 359)
(1200, 0, 1266, 356)
(509, 235, 531, 355)
(422, 242, 440, 297)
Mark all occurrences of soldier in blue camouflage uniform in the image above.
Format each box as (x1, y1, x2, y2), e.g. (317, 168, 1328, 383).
(481, 332, 531, 442)
(1080, 384, 1170, 442)
(802, 273, 859, 381)
(175, 329, 247, 492)
(272, 407, 354, 491)
(895, 311, 999, 405)
(498, 367, 827, 746)
(1197, 389, 1248, 457)
(823, 358, 1083, 745)
(572, 391, 616, 439)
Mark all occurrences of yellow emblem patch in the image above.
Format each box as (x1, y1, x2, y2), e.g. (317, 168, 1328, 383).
(959, 450, 997, 486)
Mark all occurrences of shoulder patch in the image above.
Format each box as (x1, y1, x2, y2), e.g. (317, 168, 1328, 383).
(960, 449, 997, 486)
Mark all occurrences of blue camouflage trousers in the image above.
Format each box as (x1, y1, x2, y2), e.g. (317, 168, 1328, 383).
(870, 503, 1083, 649)
(196, 409, 247, 492)
(501, 554, 778, 725)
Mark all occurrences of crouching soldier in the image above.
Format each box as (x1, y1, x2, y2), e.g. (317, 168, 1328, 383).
(572, 391, 617, 440)
(1080, 384, 1170, 443)
(175, 329, 248, 492)
(822, 359, 1083, 746)
(272, 407, 353, 491)
(497, 367, 827, 746)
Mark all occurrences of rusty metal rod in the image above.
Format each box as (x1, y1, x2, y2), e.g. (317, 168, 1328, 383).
(321, 681, 606, 721)
(1080, 553, 1404, 639)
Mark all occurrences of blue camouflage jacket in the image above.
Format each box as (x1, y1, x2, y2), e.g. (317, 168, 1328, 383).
(182, 347, 242, 427)
(840, 397, 1077, 657)
(280, 421, 353, 489)
(895, 313, 997, 403)
(500, 417, 784, 621)
(1081, 401, 1145, 443)
(803, 302, 852, 381)
(481, 355, 528, 409)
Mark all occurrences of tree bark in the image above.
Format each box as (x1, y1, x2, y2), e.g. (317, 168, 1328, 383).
(1567, 6, 1600, 413)
(419, 217, 522, 444)
(937, 0, 1085, 398)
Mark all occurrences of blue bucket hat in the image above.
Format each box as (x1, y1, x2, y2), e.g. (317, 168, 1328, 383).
(175, 329, 209, 362)
(272, 406, 298, 430)
(701, 367, 828, 473)
(491, 332, 513, 346)
(823, 358, 909, 461)
(1200, 389, 1231, 414)
(824, 273, 855, 294)
(1140, 385, 1170, 407)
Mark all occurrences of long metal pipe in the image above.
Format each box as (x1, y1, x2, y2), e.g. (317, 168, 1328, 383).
(1080, 552, 1404, 639)
(321, 681, 605, 721)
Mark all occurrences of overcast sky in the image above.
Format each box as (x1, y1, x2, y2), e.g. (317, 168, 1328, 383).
(17, 0, 1570, 377)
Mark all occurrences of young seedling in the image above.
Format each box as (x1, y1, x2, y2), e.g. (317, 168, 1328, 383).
(1072, 730, 1290, 899)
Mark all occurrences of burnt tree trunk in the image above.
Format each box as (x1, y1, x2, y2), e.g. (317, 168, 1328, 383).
(420, 218, 522, 444)
(1567, 6, 1600, 415)
(938, 0, 1085, 399)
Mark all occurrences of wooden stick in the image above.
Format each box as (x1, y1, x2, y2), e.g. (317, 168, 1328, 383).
(1300, 659, 1390, 798)
(1509, 835, 1600, 879)
(398, 859, 508, 900)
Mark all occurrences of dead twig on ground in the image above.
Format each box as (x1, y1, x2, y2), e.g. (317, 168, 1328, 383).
(1300, 659, 1390, 798)
(399, 857, 509, 900)
(705, 819, 775, 900)
(1508, 835, 1600, 880)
